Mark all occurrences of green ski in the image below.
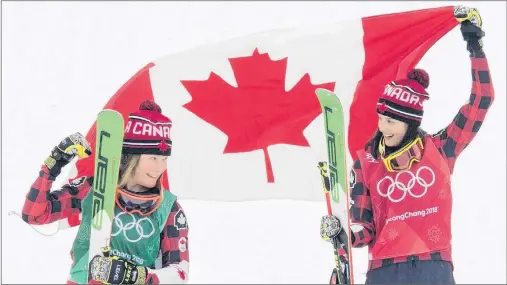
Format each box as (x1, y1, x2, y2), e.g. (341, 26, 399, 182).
(316, 88, 355, 284)
(88, 110, 125, 274)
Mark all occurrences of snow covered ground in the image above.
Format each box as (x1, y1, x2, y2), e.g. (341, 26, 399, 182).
(2, 1, 506, 283)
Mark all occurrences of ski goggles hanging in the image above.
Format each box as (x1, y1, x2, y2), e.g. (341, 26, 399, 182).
(115, 188, 163, 216)
(379, 136, 424, 172)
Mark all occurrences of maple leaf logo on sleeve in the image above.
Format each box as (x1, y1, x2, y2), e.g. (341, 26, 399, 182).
(181, 48, 335, 183)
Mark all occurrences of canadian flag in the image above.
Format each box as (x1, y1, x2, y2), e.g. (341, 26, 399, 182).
(66, 6, 458, 222)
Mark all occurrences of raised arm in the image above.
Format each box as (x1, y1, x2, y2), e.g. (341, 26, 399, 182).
(431, 50, 494, 171)
(432, 8, 494, 172)
(22, 167, 92, 225)
(21, 132, 93, 225)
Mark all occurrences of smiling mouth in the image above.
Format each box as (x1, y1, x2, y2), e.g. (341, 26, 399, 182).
(147, 174, 158, 179)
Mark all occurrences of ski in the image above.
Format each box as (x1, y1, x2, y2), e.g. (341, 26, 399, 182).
(88, 110, 125, 278)
(316, 88, 355, 284)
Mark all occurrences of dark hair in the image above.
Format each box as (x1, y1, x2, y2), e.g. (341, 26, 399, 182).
(365, 123, 427, 159)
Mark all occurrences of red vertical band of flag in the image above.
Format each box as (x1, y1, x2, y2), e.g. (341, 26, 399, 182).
(348, 6, 459, 161)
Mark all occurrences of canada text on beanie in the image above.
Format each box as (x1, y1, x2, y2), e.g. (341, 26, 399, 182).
(122, 100, 172, 156)
(377, 69, 430, 126)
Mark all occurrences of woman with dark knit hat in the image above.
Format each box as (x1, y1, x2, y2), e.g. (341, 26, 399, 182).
(320, 6, 494, 284)
(22, 100, 189, 284)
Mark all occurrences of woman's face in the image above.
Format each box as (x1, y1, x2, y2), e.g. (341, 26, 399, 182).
(378, 114, 408, 147)
(129, 154, 168, 189)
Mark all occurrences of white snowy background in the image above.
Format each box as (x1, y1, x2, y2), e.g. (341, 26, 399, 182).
(2, 1, 506, 284)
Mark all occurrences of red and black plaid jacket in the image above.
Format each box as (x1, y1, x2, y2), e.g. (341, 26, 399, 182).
(22, 165, 189, 284)
(348, 49, 494, 271)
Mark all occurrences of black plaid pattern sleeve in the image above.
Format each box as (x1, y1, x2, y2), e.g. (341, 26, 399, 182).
(348, 158, 376, 248)
(22, 165, 92, 225)
(431, 49, 494, 173)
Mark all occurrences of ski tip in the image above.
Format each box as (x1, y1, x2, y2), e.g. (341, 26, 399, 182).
(97, 109, 125, 120)
(101, 109, 122, 114)
(315, 88, 333, 95)
(315, 88, 337, 98)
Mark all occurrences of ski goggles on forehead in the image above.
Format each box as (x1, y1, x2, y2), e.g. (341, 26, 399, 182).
(115, 188, 163, 216)
(379, 136, 424, 172)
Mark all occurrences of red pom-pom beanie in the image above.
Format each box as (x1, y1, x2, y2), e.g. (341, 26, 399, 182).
(376, 69, 430, 126)
(122, 100, 172, 156)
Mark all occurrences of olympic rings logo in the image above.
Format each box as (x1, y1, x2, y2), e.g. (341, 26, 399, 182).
(111, 212, 155, 243)
(376, 166, 436, 203)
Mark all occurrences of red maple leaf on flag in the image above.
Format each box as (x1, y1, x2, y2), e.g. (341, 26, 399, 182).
(181, 49, 335, 183)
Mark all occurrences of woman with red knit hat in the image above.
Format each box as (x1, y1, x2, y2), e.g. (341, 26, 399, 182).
(320, 6, 494, 284)
(22, 101, 189, 284)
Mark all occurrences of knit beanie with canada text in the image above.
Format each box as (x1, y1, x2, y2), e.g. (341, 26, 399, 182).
(122, 100, 172, 156)
(376, 69, 430, 126)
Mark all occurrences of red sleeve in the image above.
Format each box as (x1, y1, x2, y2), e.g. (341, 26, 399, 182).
(431, 49, 494, 173)
(146, 201, 189, 284)
(348, 158, 376, 248)
(21, 165, 92, 225)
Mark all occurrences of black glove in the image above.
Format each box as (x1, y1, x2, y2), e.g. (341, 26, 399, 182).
(454, 5, 485, 54)
(320, 215, 342, 242)
(44, 132, 91, 177)
(88, 247, 147, 284)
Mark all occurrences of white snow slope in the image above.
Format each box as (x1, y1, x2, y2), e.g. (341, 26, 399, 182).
(2, 1, 506, 284)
